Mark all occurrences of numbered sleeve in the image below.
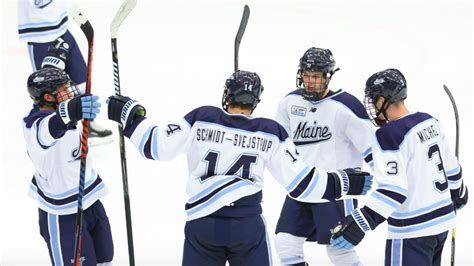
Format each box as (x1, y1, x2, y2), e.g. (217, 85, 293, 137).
(437, 121, 462, 190)
(124, 116, 193, 161)
(274, 99, 291, 135)
(266, 138, 341, 202)
(364, 142, 408, 220)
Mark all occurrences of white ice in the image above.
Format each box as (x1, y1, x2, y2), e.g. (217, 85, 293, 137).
(1, 0, 473, 265)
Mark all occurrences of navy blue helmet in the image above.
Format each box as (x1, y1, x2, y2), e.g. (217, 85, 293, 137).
(27, 67, 71, 106)
(364, 68, 407, 126)
(222, 70, 264, 112)
(299, 47, 336, 74)
(297, 47, 339, 101)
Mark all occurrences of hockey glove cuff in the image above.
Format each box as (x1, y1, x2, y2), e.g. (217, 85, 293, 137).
(330, 207, 375, 249)
(330, 168, 373, 198)
(451, 182, 468, 210)
(41, 37, 70, 70)
(57, 95, 101, 125)
(107, 95, 146, 127)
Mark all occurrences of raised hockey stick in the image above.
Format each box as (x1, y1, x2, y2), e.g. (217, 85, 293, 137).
(234, 5, 250, 71)
(111, 0, 137, 265)
(68, 5, 94, 266)
(443, 85, 459, 266)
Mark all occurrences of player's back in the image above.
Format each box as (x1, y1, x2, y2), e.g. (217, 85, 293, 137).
(182, 106, 291, 220)
(373, 112, 457, 239)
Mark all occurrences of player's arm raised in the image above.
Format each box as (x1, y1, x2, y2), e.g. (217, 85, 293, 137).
(107, 95, 193, 161)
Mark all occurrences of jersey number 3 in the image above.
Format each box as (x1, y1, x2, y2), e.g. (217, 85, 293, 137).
(428, 143, 448, 193)
(201, 151, 257, 182)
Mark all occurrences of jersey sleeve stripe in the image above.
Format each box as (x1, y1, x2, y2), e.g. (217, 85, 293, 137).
(151, 127, 160, 160)
(445, 165, 461, 176)
(289, 168, 316, 198)
(137, 125, 156, 159)
(447, 166, 462, 181)
(370, 191, 403, 209)
(285, 166, 311, 192)
(142, 126, 158, 160)
(377, 189, 407, 204)
(299, 171, 321, 199)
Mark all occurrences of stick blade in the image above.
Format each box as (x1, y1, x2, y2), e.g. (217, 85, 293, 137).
(68, 4, 93, 42)
(111, 0, 137, 38)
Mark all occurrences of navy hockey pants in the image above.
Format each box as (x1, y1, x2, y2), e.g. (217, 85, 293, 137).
(183, 214, 272, 266)
(27, 30, 87, 85)
(275, 195, 357, 244)
(385, 231, 448, 266)
(39, 200, 113, 266)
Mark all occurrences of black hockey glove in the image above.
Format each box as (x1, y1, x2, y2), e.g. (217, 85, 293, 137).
(329, 168, 373, 199)
(41, 37, 70, 70)
(330, 207, 375, 249)
(57, 95, 101, 125)
(451, 182, 468, 210)
(107, 95, 146, 127)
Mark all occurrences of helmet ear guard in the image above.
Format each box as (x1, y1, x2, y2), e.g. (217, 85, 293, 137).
(222, 70, 264, 113)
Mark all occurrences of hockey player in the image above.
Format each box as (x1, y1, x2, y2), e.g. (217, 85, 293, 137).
(23, 67, 113, 265)
(274, 47, 374, 266)
(18, 0, 113, 145)
(330, 68, 468, 265)
(106, 70, 373, 266)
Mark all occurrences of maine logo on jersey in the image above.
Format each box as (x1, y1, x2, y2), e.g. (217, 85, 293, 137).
(291, 105, 307, 117)
(293, 120, 332, 146)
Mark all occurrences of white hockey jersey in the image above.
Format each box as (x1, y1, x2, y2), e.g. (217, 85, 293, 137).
(365, 112, 461, 239)
(125, 106, 342, 221)
(22, 108, 108, 215)
(276, 89, 374, 202)
(18, 0, 68, 42)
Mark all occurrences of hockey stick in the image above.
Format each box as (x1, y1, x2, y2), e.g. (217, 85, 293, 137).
(443, 85, 459, 266)
(111, 0, 137, 265)
(68, 5, 94, 266)
(234, 5, 250, 71)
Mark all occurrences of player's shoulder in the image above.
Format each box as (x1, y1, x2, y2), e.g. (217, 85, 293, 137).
(376, 112, 434, 150)
(183, 105, 222, 125)
(184, 105, 288, 141)
(329, 90, 369, 119)
(23, 107, 54, 129)
(285, 88, 304, 98)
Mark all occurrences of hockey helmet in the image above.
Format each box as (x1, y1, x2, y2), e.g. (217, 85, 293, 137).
(222, 70, 264, 112)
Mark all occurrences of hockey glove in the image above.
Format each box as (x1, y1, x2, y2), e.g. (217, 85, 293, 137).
(107, 95, 146, 127)
(57, 95, 101, 125)
(329, 168, 373, 198)
(451, 182, 468, 210)
(330, 208, 375, 249)
(41, 37, 70, 70)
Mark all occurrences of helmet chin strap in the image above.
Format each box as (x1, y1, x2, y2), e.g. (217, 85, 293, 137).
(374, 99, 391, 126)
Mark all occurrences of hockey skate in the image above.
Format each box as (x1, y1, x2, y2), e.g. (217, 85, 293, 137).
(88, 121, 114, 147)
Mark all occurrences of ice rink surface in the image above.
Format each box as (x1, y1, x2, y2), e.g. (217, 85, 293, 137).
(1, 0, 473, 265)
